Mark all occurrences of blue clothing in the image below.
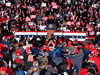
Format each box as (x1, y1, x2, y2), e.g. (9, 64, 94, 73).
(98, 40, 100, 43)
(32, 48, 44, 56)
(5, 41, 11, 48)
(83, 49, 90, 60)
(51, 49, 60, 57)
(0, 41, 11, 48)
(1, 47, 9, 56)
(32, 48, 38, 55)
(32, 0, 39, 5)
(18, 70, 24, 75)
(98, 40, 100, 44)
(56, 46, 62, 50)
(84, 49, 90, 53)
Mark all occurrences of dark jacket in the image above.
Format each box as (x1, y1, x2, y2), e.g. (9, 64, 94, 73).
(2, 29, 9, 36)
(23, 62, 33, 72)
(46, 19, 54, 24)
(23, 52, 28, 62)
(1, 47, 9, 56)
(47, 56, 56, 68)
(57, 63, 67, 74)
(33, 41, 42, 48)
(40, 69, 47, 75)
(0, 34, 3, 42)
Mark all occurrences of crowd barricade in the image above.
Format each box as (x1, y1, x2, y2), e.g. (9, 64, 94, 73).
(15, 31, 86, 42)
(2, 31, 98, 42)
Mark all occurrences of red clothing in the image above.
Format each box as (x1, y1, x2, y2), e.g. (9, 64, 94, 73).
(54, 40, 56, 46)
(74, 39, 78, 43)
(45, 40, 48, 46)
(0, 17, 7, 23)
(58, 39, 63, 43)
(89, 48, 94, 52)
(80, 68, 87, 75)
(89, 57, 100, 74)
(68, 41, 72, 47)
(6, 68, 13, 75)
(1, 17, 3, 23)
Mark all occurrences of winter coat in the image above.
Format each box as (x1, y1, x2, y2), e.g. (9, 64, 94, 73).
(47, 56, 56, 68)
(88, 56, 100, 74)
(83, 49, 90, 59)
(5, 41, 11, 48)
(32, 48, 39, 55)
(52, 57, 62, 66)
(2, 29, 9, 36)
(23, 62, 33, 72)
(39, 57, 52, 73)
(23, 52, 28, 62)
(1, 47, 9, 56)
(69, 49, 84, 72)
(33, 41, 42, 48)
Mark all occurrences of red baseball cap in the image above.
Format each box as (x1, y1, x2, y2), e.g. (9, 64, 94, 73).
(45, 46, 49, 51)
(89, 44, 93, 48)
(43, 14, 45, 16)
(15, 58, 21, 64)
(79, 45, 83, 49)
(85, 45, 89, 49)
(58, 39, 62, 43)
(27, 38, 30, 41)
(80, 68, 87, 75)
(23, 18, 25, 21)
(68, 41, 72, 47)
(0, 66, 7, 72)
(13, 25, 16, 28)
(89, 48, 94, 52)
(40, 47, 44, 50)
(49, 16, 52, 18)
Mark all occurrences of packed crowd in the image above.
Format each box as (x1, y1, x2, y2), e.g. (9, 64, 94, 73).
(0, 0, 100, 75)
(0, 0, 100, 35)
(0, 34, 100, 75)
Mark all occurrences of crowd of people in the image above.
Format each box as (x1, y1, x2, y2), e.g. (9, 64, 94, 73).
(0, 0, 100, 75)
(1, 33, 100, 75)
(0, 0, 100, 35)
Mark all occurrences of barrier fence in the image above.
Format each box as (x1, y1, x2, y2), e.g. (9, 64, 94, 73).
(15, 31, 86, 41)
